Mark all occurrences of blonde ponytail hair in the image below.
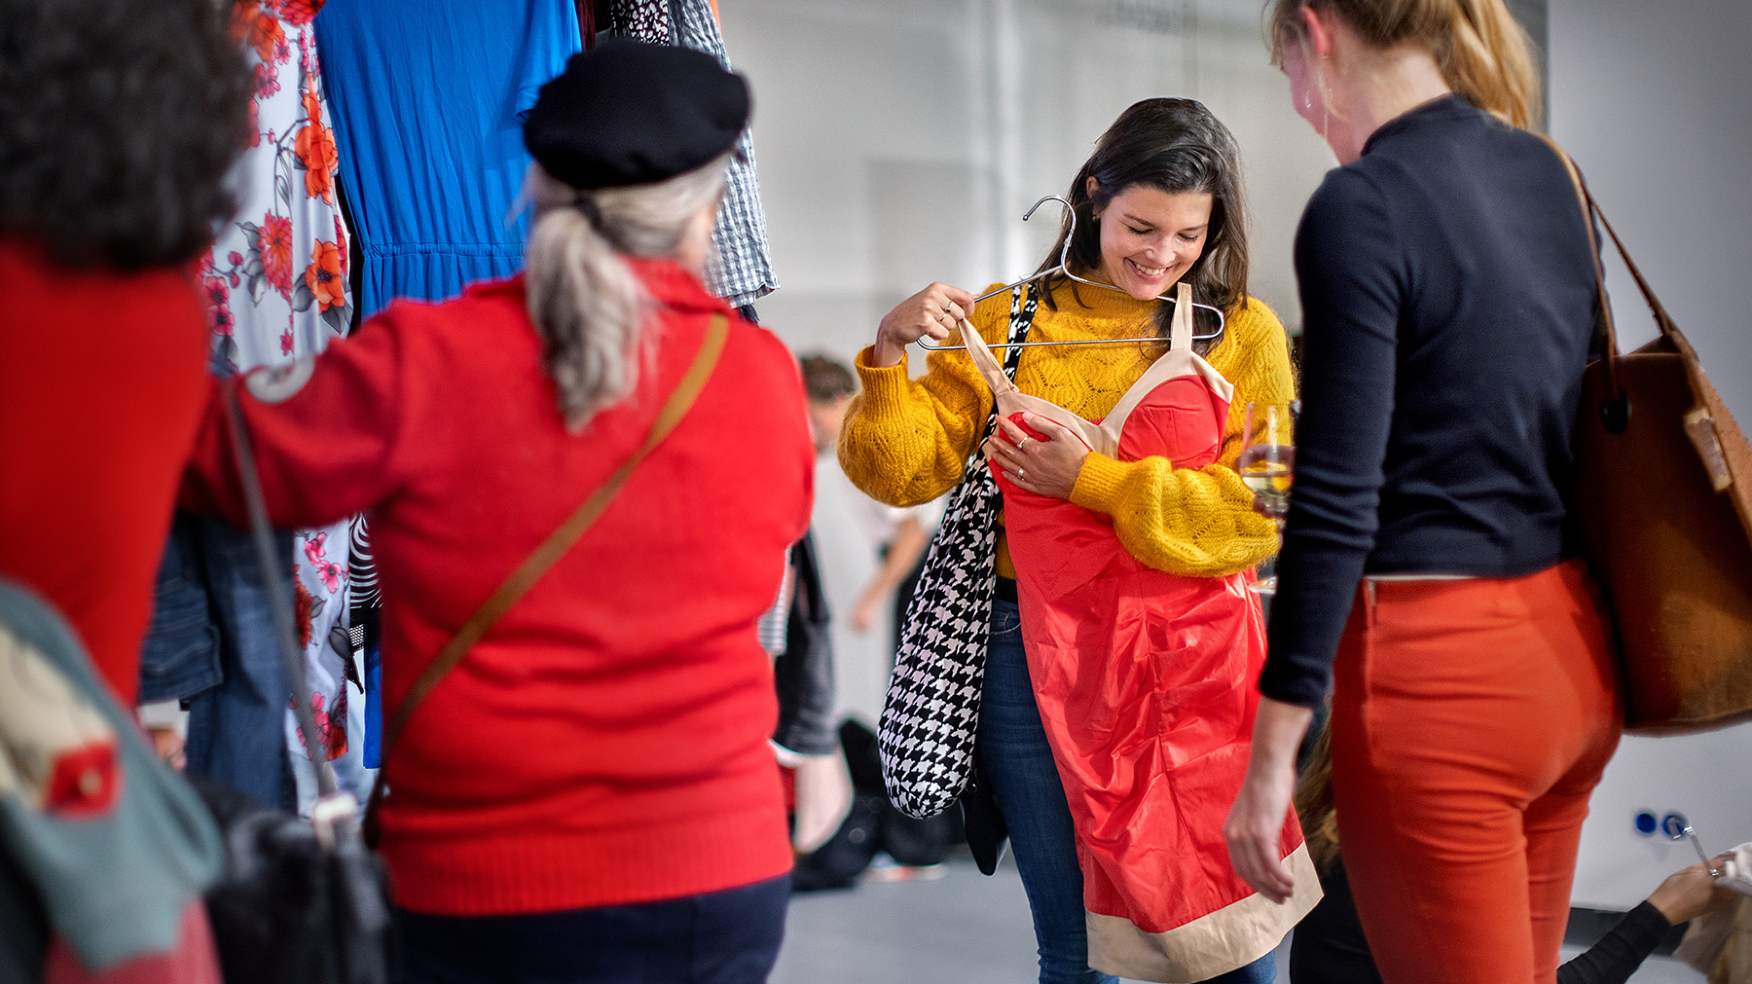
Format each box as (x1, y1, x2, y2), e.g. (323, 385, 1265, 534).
(524, 156, 730, 430)
(1267, 0, 1540, 129)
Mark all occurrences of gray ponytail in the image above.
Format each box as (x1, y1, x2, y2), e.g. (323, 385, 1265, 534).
(524, 155, 730, 430)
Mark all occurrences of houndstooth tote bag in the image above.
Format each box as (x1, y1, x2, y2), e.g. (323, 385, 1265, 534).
(878, 285, 1037, 819)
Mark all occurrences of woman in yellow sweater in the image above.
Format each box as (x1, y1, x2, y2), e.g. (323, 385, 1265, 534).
(840, 100, 1301, 984)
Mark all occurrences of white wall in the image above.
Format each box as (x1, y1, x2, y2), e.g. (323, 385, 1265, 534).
(1547, 0, 1752, 910)
(718, 0, 1332, 365)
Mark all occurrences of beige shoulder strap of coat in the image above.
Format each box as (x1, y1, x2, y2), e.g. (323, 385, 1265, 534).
(1169, 282, 1194, 353)
(957, 314, 1016, 399)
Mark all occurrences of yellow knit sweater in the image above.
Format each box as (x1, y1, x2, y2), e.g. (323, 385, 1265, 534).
(838, 279, 1294, 579)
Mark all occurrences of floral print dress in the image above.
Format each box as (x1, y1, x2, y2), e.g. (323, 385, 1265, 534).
(200, 0, 354, 760)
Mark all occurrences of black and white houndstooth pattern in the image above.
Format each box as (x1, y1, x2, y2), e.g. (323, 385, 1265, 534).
(879, 286, 1037, 819)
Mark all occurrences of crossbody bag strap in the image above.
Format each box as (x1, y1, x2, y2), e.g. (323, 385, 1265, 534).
(224, 386, 343, 801)
(379, 312, 730, 763)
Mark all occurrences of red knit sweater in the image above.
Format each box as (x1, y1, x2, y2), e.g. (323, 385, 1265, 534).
(182, 261, 813, 914)
(0, 239, 211, 705)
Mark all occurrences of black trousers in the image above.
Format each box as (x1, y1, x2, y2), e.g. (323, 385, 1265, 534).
(396, 875, 790, 984)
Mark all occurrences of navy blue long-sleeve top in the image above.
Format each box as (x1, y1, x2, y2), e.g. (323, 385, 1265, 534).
(1259, 95, 1601, 707)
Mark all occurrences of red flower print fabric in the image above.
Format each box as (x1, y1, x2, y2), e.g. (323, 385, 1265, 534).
(202, 0, 354, 763)
(259, 214, 295, 294)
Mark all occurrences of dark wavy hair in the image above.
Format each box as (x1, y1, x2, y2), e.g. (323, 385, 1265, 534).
(0, 0, 250, 269)
(1036, 98, 1250, 347)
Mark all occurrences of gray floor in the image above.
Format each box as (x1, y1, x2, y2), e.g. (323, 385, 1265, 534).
(772, 856, 1702, 984)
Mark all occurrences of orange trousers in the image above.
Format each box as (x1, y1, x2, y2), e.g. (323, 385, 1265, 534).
(1329, 560, 1622, 984)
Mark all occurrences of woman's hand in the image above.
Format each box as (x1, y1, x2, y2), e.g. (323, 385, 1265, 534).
(849, 588, 882, 633)
(985, 413, 1088, 500)
(873, 282, 978, 368)
(1225, 697, 1314, 904)
(1647, 858, 1738, 925)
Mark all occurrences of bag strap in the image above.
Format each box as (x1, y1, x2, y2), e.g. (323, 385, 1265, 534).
(1538, 137, 1752, 532)
(377, 312, 730, 764)
(1535, 135, 1623, 397)
(1002, 285, 1033, 376)
(224, 386, 342, 800)
(1538, 136, 1697, 393)
(1538, 136, 1683, 337)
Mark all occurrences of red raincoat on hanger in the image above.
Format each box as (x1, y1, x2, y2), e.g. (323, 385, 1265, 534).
(964, 283, 1321, 982)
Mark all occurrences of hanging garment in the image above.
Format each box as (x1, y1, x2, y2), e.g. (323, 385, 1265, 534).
(313, 0, 581, 319)
(207, 0, 354, 372)
(962, 284, 1321, 982)
(159, 520, 298, 812)
(604, 0, 668, 42)
(313, 0, 578, 765)
(144, 0, 353, 785)
(773, 533, 837, 758)
(600, 0, 777, 308)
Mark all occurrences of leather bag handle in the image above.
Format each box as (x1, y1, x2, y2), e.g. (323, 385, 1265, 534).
(1539, 137, 1752, 532)
(1538, 136, 1694, 386)
(1536, 135, 1623, 400)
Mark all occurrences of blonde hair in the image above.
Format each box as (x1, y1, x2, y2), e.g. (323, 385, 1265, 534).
(1267, 0, 1540, 130)
(524, 156, 730, 430)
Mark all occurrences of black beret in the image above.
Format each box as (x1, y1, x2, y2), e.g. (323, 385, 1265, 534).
(523, 40, 751, 190)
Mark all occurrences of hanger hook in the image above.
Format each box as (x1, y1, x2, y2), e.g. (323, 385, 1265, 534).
(1021, 195, 1077, 273)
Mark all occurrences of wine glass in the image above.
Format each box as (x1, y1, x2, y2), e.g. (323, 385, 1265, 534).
(1238, 401, 1296, 595)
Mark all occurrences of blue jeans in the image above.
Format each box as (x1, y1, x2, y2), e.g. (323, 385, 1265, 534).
(143, 513, 294, 810)
(395, 875, 789, 984)
(979, 598, 1276, 984)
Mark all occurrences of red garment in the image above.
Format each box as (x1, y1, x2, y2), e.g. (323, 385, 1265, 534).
(962, 288, 1319, 980)
(44, 901, 220, 984)
(0, 239, 212, 705)
(1331, 562, 1620, 984)
(181, 260, 814, 915)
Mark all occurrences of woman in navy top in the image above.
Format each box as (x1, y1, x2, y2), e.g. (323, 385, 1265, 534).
(1223, 2, 1622, 982)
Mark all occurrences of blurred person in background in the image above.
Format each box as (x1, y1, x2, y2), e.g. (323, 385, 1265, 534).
(794, 354, 944, 888)
(0, 0, 250, 707)
(178, 42, 813, 984)
(802, 354, 933, 733)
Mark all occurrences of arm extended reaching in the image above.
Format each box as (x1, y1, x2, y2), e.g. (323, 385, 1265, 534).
(181, 310, 419, 531)
(850, 513, 932, 632)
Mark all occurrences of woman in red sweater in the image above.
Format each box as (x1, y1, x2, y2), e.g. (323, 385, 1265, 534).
(181, 44, 814, 983)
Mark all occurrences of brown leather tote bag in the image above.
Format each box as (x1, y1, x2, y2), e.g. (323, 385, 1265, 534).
(1545, 139, 1752, 734)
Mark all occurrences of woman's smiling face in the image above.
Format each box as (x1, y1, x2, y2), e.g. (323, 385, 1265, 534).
(1089, 180, 1213, 300)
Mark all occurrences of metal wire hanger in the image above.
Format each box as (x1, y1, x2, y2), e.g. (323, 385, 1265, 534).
(918, 194, 1227, 351)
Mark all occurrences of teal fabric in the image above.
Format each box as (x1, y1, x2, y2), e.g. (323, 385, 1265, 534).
(0, 579, 222, 970)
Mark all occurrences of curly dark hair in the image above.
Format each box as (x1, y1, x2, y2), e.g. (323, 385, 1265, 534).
(0, 0, 251, 269)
